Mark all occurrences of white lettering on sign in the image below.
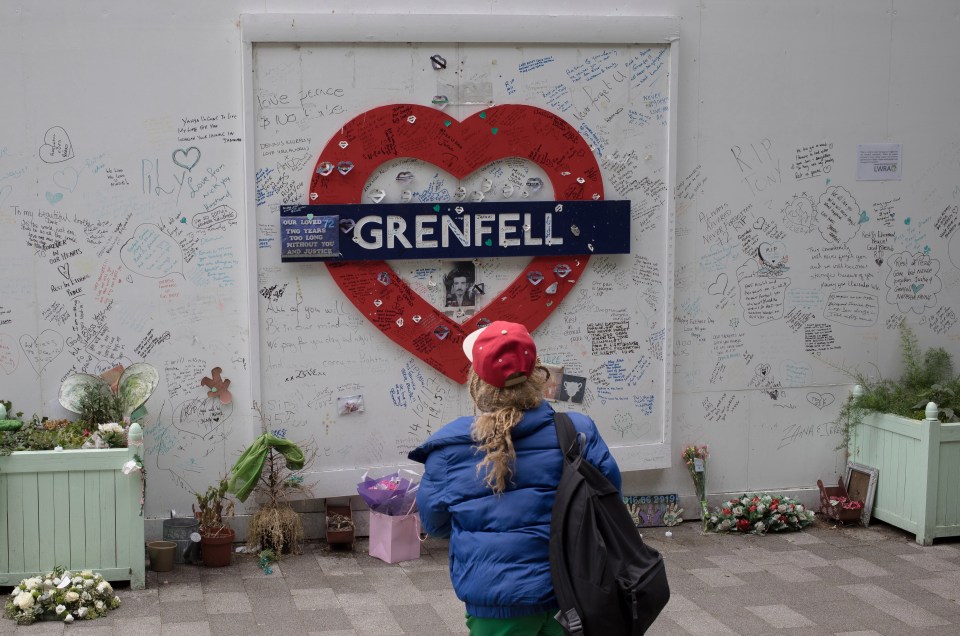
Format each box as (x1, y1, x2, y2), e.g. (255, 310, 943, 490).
(353, 213, 562, 250)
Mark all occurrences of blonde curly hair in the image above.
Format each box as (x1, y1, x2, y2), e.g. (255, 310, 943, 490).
(469, 364, 549, 494)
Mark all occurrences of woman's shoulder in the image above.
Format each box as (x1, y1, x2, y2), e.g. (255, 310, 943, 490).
(407, 415, 474, 462)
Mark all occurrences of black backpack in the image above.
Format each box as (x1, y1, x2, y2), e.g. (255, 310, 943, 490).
(549, 412, 670, 635)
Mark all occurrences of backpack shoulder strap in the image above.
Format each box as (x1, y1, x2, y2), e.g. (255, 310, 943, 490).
(553, 411, 582, 463)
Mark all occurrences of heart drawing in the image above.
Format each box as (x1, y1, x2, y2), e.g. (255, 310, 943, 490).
(806, 392, 835, 409)
(172, 147, 201, 171)
(39, 126, 75, 163)
(309, 104, 603, 382)
(19, 330, 65, 375)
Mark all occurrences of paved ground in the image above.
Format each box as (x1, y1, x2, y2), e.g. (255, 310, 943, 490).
(4, 518, 960, 635)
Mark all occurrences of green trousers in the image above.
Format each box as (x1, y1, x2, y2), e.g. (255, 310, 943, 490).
(465, 611, 565, 636)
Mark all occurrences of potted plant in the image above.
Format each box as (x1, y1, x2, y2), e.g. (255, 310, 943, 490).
(828, 322, 960, 544)
(194, 477, 236, 567)
(228, 402, 314, 555)
(0, 366, 154, 589)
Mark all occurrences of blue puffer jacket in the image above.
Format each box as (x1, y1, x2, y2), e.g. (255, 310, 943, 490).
(408, 401, 621, 619)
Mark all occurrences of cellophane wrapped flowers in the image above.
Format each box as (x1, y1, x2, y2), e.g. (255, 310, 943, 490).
(706, 493, 816, 535)
(4, 567, 120, 625)
(681, 445, 709, 530)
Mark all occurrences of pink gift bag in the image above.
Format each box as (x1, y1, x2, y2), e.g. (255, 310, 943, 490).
(368, 509, 422, 564)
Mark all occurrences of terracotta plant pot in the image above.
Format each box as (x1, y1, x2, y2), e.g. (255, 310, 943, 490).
(200, 526, 235, 567)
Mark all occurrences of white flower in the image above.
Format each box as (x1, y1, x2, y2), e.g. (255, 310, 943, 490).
(78, 607, 88, 618)
(97, 581, 113, 594)
(719, 519, 732, 531)
(95, 600, 105, 611)
(796, 504, 805, 513)
(756, 504, 766, 514)
(64, 591, 80, 603)
(84, 579, 94, 588)
(733, 506, 744, 516)
(14, 592, 34, 610)
(741, 497, 750, 505)
(25, 577, 42, 591)
(754, 521, 766, 533)
(122, 459, 140, 475)
(81, 570, 94, 577)
(777, 504, 787, 513)
(64, 613, 74, 623)
(55, 603, 67, 614)
(99, 422, 124, 434)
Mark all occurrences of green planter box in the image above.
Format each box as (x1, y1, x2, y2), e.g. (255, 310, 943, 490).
(848, 397, 960, 545)
(0, 424, 145, 588)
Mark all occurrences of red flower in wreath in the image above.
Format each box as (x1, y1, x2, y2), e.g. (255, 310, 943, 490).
(736, 518, 751, 533)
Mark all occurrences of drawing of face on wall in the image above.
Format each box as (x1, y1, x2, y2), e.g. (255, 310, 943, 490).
(556, 373, 586, 403)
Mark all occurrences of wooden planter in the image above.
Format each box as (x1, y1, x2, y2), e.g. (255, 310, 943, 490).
(0, 424, 145, 588)
(816, 478, 863, 524)
(325, 504, 354, 547)
(848, 391, 960, 545)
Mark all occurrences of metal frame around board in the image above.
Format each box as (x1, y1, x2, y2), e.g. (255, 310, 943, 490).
(239, 13, 680, 494)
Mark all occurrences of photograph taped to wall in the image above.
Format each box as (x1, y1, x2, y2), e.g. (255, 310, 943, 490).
(542, 363, 564, 401)
(441, 260, 478, 321)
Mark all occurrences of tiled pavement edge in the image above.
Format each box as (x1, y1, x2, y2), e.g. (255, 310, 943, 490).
(4, 519, 960, 635)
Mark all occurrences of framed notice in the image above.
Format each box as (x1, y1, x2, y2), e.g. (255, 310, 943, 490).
(845, 462, 879, 527)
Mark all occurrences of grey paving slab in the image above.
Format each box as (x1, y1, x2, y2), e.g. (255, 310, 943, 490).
(10, 518, 960, 635)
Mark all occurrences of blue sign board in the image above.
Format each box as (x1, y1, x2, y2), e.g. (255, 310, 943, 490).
(280, 214, 339, 260)
(280, 200, 630, 262)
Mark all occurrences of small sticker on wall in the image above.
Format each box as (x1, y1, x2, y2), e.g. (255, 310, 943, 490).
(556, 374, 587, 404)
(857, 143, 902, 181)
(337, 395, 365, 415)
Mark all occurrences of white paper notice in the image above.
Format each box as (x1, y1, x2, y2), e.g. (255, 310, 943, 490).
(857, 143, 902, 181)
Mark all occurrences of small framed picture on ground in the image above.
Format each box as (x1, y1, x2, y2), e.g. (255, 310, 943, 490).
(845, 462, 879, 527)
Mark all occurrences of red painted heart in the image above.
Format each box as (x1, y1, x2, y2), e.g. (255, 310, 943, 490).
(310, 104, 603, 383)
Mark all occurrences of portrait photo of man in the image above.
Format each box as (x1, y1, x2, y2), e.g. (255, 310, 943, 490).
(444, 262, 476, 308)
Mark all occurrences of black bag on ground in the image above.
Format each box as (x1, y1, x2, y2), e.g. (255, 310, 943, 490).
(549, 412, 670, 635)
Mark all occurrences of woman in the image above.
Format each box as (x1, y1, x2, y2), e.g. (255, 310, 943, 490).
(408, 320, 621, 635)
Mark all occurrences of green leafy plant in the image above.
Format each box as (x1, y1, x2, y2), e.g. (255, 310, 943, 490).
(0, 399, 23, 420)
(830, 322, 960, 449)
(231, 402, 315, 554)
(76, 387, 123, 426)
(0, 417, 89, 456)
(194, 476, 235, 536)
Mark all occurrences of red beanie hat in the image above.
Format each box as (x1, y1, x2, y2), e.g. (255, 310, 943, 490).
(462, 321, 537, 388)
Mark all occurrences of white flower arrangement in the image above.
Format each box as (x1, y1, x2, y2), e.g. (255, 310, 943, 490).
(4, 568, 120, 626)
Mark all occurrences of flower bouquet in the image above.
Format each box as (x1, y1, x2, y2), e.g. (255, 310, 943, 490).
(681, 445, 709, 530)
(356, 470, 420, 516)
(4, 567, 120, 625)
(706, 493, 816, 535)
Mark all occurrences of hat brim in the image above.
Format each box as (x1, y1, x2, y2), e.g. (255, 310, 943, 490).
(462, 325, 488, 362)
